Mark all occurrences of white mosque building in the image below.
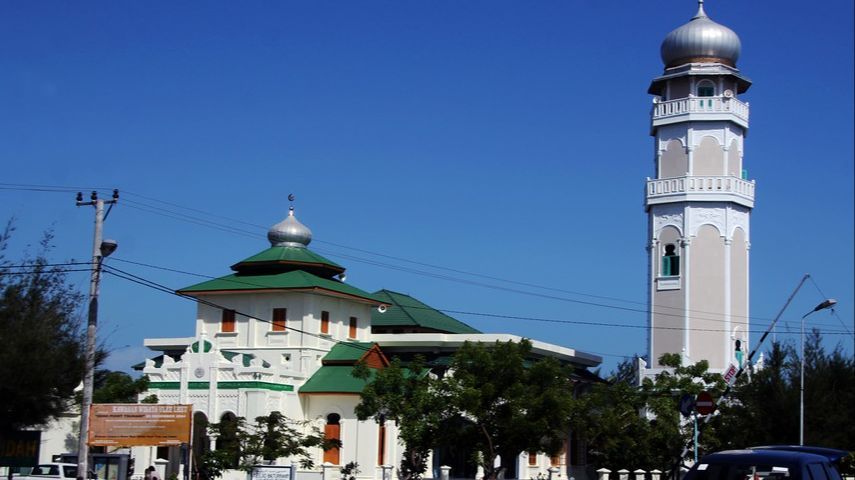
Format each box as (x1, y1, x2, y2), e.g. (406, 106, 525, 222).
(31, 2, 759, 480)
(130, 206, 601, 480)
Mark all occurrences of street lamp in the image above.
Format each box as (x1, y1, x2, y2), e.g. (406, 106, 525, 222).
(800, 298, 837, 445)
(76, 190, 118, 479)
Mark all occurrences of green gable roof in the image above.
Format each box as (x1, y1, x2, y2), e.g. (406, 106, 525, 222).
(323, 342, 375, 363)
(232, 246, 343, 272)
(299, 365, 374, 394)
(371, 289, 481, 334)
(178, 269, 383, 304)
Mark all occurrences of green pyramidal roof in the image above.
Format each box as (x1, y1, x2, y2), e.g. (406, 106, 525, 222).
(371, 289, 480, 334)
(178, 269, 383, 304)
(231, 246, 344, 277)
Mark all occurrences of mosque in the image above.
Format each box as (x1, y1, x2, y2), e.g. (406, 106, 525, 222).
(126, 1, 757, 478)
(34, 2, 756, 480)
(132, 204, 602, 480)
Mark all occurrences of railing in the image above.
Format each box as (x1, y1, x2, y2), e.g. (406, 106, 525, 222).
(597, 468, 665, 480)
(646, 175, 755, 202)
(652, 96, 749, 123)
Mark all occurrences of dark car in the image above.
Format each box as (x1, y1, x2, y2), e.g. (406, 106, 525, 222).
(683, 446, 847, 480)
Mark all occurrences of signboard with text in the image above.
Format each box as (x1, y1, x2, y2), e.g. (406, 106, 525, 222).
(0, 431, 40, 467)
(88, 404, 192, 447)
(723, 364, 739, 386)
(251, 466, 292, 480)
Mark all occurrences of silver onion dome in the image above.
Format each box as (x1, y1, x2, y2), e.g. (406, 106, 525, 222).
(661, 0, 741, 68)
(268, 207, 313, 248)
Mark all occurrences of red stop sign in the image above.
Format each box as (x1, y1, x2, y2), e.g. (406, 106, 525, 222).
(696, 391, 716, 415)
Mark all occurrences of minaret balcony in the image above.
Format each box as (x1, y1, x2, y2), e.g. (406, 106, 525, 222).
(646, 175, 755, 208)
(651, 96, 749, 131)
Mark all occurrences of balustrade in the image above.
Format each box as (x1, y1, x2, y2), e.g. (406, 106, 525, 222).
(646, 175, 754, 202)
(652, 96, 749, 123)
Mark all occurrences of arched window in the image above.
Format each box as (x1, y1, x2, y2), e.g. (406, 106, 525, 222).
(662, 244, 680, 277)
(697, 80, 715, 97)
(217, 413, 240, 469)
(734, 339, 745, 368)
(192, 412, 210, 479)
(324, 413, 341, 465)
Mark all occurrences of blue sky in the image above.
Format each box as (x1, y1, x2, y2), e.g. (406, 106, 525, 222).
(1, 0, 852, 374)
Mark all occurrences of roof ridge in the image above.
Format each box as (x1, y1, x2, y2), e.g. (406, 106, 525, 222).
(387, 289, 422, 326)
(376, 288, 412, 297)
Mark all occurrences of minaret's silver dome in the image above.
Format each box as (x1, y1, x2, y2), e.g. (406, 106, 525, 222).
(268, 207, 312, 248)
(661, 1, 741, 68)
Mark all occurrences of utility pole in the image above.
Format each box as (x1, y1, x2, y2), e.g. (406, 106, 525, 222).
(76, 189, 119, 480)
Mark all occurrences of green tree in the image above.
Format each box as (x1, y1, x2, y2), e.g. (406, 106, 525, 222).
(199, 412, 340, 478)
(642, 353, 726, 462)
(568, 364, 656, 470)
(0, 225, 87, 433)
(569, 354, 726, 472)
(711, 335, 854, 452)
(354, 356, 445, 480)
(443, 340, 576, 480)
(92, 371, 151, 403)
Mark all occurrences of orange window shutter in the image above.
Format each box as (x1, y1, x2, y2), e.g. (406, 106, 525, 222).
(222, 310, 235, 333)
(349, 317, 357, 339)
(273, 308, 287, 331)
(324, 424, 340, 465)
(321, 311, 330, 334)
(528, 452, 537, 466)
(551, 441, 567, 466)
(377, 424, 386, 465)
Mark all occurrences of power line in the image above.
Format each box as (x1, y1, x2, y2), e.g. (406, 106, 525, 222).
(111, 254, 850, 333)
(105, 264, 638, 364)
(4, 183, 846, 330)
(4, 183, 804, 326)
(102, 264, 379, 355)
(0, 182, 107, 193)
(102, 261, 851, 337)
(113, 194, 825, 326)
(0, 268, 92, 275)
(0, 262, 92, 269)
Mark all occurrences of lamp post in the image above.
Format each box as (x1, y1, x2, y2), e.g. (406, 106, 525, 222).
(800, 298, 837, 445)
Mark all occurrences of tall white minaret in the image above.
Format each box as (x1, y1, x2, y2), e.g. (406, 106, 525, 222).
(645, 0, 754, 374)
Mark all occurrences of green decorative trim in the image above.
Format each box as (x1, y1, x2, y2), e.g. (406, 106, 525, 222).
(149, 382, 180, 389)
(219, 381, 293, 391)
(191, 340, 213, 353)
(148, 381, 293, 392)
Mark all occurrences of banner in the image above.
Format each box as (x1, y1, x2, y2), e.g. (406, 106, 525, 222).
(88, 404, 192, 447)
(0, 431, 40, 467)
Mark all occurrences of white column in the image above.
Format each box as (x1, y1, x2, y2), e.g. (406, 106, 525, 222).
(648, 239, 658, 368)
(179, 364, 189, 404)
(209, 365, 218, 420)
(724, 237, 733, 372)
(722, 129, 730, 176)
(745, 241, 751, 349)
(686, 134, 695, 175)
(681, 236, 692, 360)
